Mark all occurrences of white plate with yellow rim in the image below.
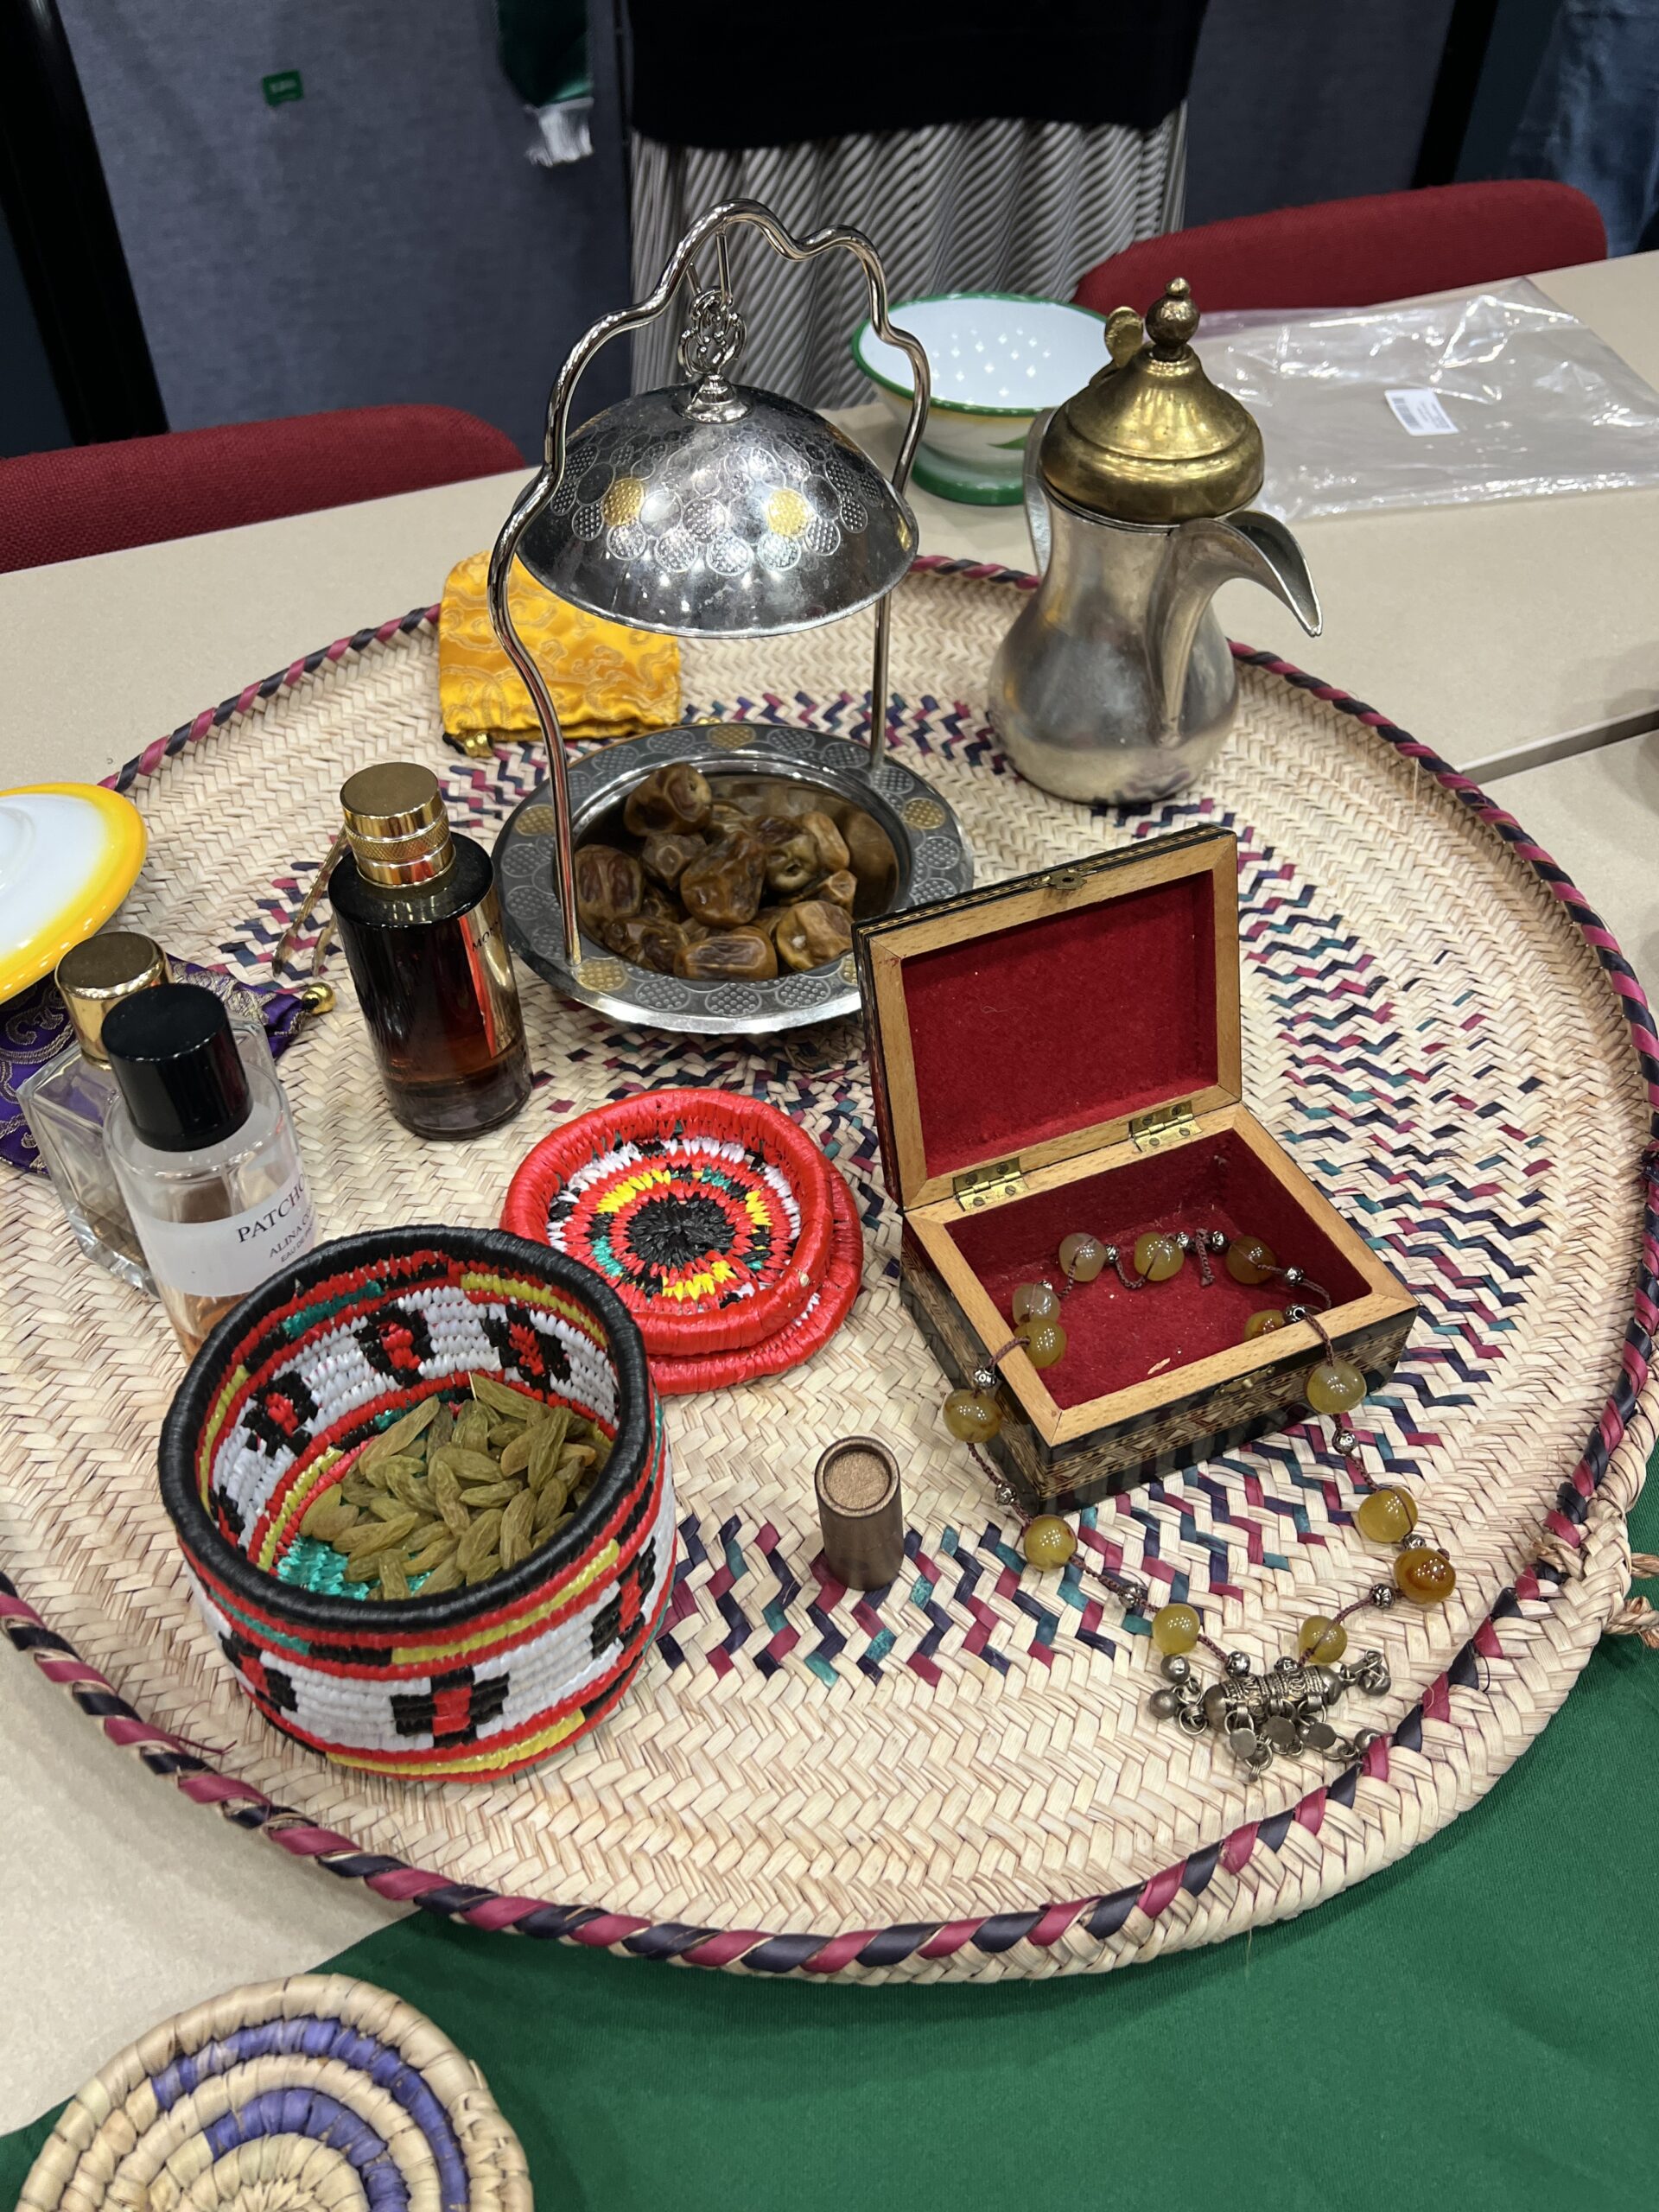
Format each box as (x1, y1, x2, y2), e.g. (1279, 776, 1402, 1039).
(851, 292, 1105, 505)
(0, 783, 147, 1003)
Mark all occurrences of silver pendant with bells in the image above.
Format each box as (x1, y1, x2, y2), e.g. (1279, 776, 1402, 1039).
(1149, 1648, 1391, 1774)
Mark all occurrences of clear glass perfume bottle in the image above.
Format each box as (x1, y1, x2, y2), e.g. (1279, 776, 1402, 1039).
(18, 931, 170, 1290)
(104, 983, 318, 1357)
(328, 762, 531, 1138)
(20, 936, 281, 1294)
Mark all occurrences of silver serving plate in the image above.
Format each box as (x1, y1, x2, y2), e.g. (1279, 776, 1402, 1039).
(494, 721, 973, 1038)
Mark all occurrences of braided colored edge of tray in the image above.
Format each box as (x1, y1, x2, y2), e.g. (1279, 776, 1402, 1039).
(3, 558, 1654, 1980)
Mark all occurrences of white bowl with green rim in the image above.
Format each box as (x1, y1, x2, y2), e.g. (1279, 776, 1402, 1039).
(851, 293, 1106, 505)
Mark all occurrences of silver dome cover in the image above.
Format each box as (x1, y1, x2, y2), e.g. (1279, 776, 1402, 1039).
(515, 382, 917, 639)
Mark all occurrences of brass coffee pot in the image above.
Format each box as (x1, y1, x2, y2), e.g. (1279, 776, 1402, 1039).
(988, 278, 1321, 804)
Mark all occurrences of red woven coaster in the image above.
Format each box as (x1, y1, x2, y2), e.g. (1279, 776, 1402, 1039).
(501, 1089, 838, 1361)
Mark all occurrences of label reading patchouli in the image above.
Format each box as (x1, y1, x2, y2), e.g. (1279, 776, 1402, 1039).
(136, 1173, 317, 1298)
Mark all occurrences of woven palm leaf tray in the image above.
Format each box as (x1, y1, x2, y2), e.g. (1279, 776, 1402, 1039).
(3, 561, 1656, 1985)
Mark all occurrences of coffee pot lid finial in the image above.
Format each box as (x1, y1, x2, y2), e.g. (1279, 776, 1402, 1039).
(1039, 276, 1265, 525)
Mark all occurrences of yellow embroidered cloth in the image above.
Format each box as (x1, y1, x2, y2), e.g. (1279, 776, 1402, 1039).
(438, 550, 681, 741)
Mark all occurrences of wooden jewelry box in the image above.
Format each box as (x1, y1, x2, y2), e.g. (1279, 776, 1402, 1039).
(855, 826, 1417, 1511)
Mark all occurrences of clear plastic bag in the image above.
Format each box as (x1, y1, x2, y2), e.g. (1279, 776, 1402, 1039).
(1193, 279, 1659, 521)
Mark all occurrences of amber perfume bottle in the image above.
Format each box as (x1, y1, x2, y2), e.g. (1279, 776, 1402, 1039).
(329, 763, 531, 1138)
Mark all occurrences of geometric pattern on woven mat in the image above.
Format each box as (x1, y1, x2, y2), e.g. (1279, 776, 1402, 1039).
(1, 561, 1654, 1985)
(188, 674, 1556, 1689)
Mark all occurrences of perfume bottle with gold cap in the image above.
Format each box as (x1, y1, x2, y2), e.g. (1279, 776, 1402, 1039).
(18, 931, 169, 1288)
(328, 763, 531, 1138)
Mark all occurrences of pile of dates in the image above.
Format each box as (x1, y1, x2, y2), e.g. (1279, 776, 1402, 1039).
(574, 761, 899, 983)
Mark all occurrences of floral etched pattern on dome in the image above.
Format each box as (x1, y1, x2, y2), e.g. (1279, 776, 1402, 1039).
(518, 385, 916, 639)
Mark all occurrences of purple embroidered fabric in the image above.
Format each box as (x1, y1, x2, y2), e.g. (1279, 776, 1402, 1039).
(0, 962, 308, 1175)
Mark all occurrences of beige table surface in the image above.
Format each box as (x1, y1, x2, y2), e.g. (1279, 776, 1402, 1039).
(4, 251, 1659, 2128)
(3, 252, 1658, 795)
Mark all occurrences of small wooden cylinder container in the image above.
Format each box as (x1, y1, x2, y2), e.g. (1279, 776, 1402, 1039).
(814, 1436, 905, 1589)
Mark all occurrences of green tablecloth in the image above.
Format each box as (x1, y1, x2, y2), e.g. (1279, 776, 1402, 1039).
(8, 1472, 1658, 2212)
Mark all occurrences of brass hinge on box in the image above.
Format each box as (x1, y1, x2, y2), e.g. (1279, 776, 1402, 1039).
(1129, 1099, 1197, 1154)
(953, 1155, 1027, 1211)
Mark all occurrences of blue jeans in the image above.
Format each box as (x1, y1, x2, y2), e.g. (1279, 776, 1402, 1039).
(1509, 0, 1659, 256)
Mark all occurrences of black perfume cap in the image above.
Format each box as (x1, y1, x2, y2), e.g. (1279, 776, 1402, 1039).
(103, 983, 251, 1152)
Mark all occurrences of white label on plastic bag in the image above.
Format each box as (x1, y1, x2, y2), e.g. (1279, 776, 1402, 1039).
(1384, 387, 1459, 436)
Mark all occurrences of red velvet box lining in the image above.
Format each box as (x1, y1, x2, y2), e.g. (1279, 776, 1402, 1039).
(948, 1129, 1369, 1409)
(899, 873, 1220, 1185)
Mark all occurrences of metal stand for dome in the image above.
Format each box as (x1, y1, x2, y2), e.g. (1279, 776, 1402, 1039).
(486, 199, 931, 969)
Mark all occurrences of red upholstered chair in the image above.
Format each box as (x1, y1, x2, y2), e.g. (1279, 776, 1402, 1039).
(0, 404, 524, 575)
(1073, 181, 1607, 318)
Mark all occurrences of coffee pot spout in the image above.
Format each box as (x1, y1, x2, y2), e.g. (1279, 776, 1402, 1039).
(1147, 511, 1321, 738)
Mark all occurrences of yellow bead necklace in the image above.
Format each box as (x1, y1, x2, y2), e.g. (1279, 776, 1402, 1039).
(938, 1222, 1459, 1776)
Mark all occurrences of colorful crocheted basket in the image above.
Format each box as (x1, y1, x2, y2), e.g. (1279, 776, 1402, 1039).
(158, 1225, 672, 1780)
(500, 1089, 841, 1363)
(16, 1973, 531, 2212)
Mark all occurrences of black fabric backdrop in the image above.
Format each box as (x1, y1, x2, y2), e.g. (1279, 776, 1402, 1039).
(624, 0, 1211, 149)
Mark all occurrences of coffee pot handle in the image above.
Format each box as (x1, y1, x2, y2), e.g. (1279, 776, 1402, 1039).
(1023, 412, 1053, 575)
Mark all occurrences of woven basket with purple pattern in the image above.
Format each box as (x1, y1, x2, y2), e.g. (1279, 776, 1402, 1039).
(16, 1974, 531, 2212)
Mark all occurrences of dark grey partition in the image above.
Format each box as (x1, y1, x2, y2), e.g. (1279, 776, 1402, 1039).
(1186, 0, 1459, 224)
(54, 0, 631, 452)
